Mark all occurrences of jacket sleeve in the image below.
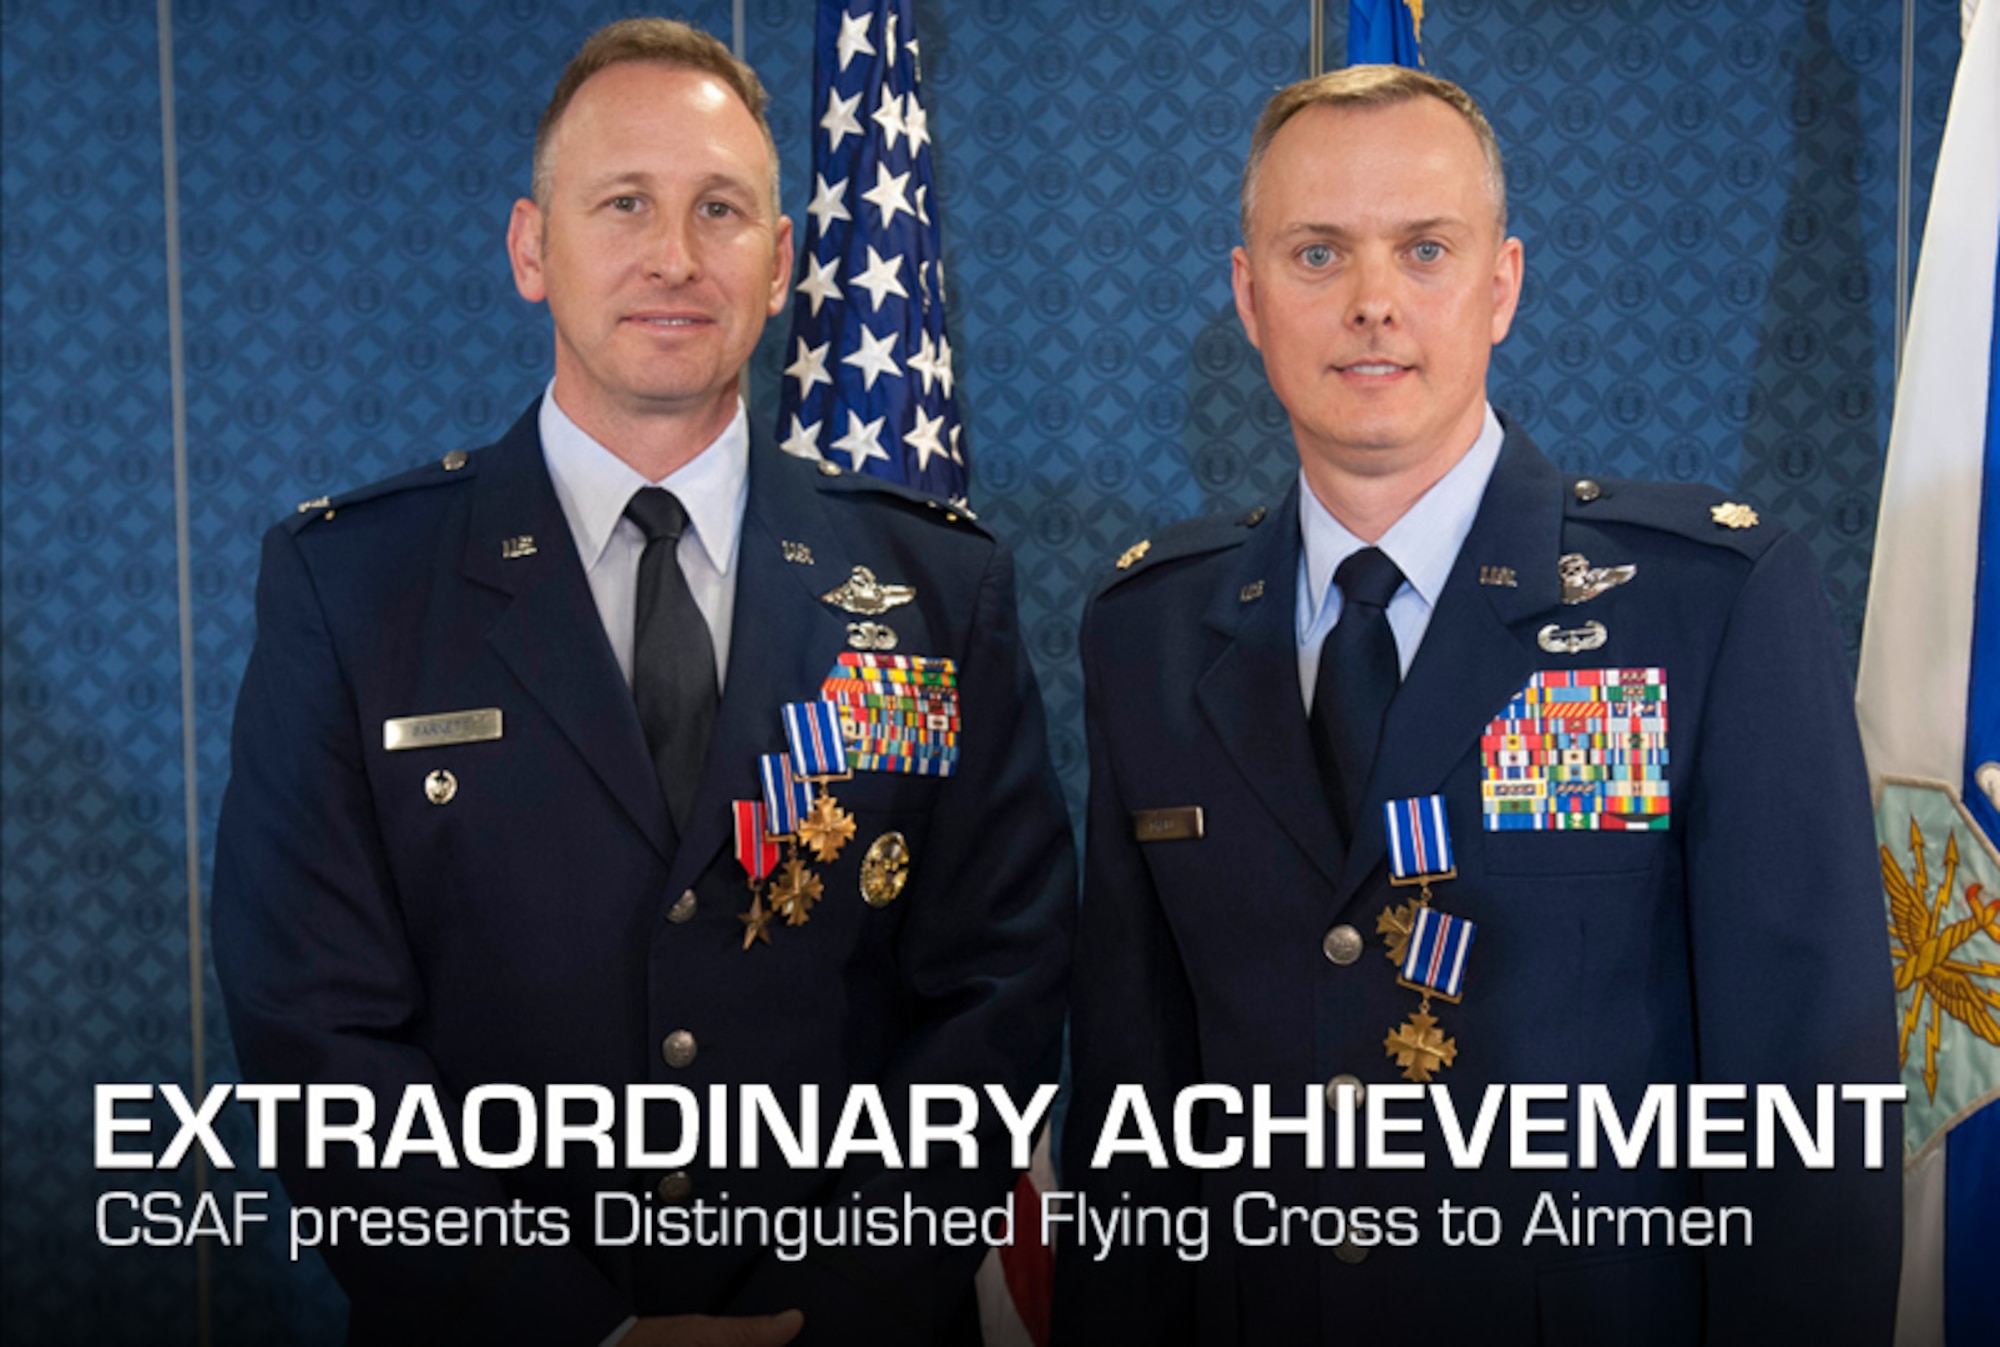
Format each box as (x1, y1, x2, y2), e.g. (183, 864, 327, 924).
(211, 524, 631, 1346)
(1681, 529, 1901, 1343)
(726, 537, 1076, 1344)
(1049, 589, 1204, 1347)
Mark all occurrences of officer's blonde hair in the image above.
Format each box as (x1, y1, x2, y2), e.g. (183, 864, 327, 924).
(531, 18, 780, 212)
(1240, 65, 1507, 240)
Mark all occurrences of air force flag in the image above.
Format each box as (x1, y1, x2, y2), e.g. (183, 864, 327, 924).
(776, 0, 967, 500)
(1855, 3, 2000, 1343)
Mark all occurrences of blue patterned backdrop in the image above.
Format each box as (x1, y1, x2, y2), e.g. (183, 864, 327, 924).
(0, 0, 1966, 1339)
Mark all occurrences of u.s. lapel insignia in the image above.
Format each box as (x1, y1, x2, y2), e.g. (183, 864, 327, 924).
(781, 540, 815, 565)
(1558, 552, 1634, 605)
(1240, 580, 1266, 603)
(1711, 501, 1759, 529)
(822, 565, 915, 615)
(847, 621, 898, 651)
(860, 831, 910, 907)
(1537, 621, 1608, 654)
(501, 535, 537, 559)
(1479, 565, 1518, 588)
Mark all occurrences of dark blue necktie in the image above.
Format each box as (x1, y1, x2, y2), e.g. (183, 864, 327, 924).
(624, 488, 718, 839)
(1310, 546, 1405, 847)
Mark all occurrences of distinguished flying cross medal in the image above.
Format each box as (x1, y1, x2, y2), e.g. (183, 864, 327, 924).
(733, 801, 780, 949)
(1378, 796, 1475, 1083)
(783, 700, 856, 863)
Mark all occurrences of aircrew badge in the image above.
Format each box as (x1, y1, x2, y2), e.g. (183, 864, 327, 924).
(1481, 668, 1669, 831)
(1379, 796, 1472, 1084)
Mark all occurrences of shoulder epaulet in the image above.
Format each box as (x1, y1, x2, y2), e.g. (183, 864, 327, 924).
(284, 448, 477, 533)
(1562, 476, 1779, 559)
(808, 456, 992, 538)
(1097, 502, 1271, 593)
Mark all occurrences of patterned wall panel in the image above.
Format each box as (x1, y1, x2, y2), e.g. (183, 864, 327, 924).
(0, 0, 1970, 1337)
(0, 0, 194, 1340)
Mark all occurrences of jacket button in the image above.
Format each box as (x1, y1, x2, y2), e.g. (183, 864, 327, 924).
(667, 890, 697, 924)
(1334, 1237, 1370, 1264)
(1321, 924, 1364, 966)
(661, 1030, 697, 1068)
(657, 1171, 693, 1203)
(1325, 1074, 1365, 1110)
(1573, 478, 1601, 503)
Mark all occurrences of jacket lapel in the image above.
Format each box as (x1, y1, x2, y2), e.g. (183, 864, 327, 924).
(1334, 426, 1567, 904)
(464, 404, 673, 862)
(1195, 480, 1348, 888)
(665, 435, 852, 898)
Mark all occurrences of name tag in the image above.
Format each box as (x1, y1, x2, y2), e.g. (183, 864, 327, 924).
(383, 708, 503, 751)
(1132, 807, 1204, 842)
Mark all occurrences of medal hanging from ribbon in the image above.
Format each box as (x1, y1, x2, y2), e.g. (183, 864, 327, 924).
(758, 749, 826, 928)
(733, 800, 781, 949)
(1376, 795, 1476, 1083)
(782, 699, 856, 864)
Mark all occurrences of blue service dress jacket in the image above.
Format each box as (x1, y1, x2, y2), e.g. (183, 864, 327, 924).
(212, 402, 1074, 1346)
(1054, 421, 1900, 1346)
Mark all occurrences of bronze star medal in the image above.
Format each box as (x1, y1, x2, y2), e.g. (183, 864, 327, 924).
(738, 893, 774, 949)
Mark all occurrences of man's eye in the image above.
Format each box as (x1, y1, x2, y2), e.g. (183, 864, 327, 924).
(609, 196, 642, 212)
(1411, 240, 1444, 262)
(1301, 244, 1334, 268)
(700, 200, 736, 219)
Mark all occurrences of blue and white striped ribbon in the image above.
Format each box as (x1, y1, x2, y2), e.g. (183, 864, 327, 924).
(783, 699, 849, 779)
(1384, 794, 1455, 881)
(759, 752, 812, 836)
(1400, 906, 1474, 1000)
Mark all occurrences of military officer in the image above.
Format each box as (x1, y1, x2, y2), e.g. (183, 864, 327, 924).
(212, 20, 1072, 1347)
(1055, 67, 1899, 1345)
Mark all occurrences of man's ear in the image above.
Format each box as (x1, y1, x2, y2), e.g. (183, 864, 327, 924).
(508, 198, 548, 304)
(1231, 245, 1263, 351)
(767, 213, 795, 317)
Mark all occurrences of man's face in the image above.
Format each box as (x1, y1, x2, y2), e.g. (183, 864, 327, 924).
(1232, 97, 1522, 482)
(508, 62, 792, 435)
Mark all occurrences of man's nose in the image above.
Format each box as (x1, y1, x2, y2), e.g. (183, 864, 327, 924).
(645, 213, 699, 283)
(1345, 251, 1396, 328)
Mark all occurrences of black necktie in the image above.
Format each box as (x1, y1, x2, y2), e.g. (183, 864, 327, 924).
(624, 488, 718, 838)
(1309, 546, 1405, 847)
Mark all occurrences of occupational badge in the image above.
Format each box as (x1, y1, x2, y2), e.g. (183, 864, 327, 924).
(1557, 552, 1635, 605)
(1378, 795, 1473, 1084)
(821, 565, 915, 615)
(860, 832, 910, 907)
(733, 800, 780, 949)
(1480, 668, 1669, 832)
(1537, 621, 1608, 654)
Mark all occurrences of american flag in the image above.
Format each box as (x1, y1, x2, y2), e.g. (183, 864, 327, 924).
(776, 0, 967, 501)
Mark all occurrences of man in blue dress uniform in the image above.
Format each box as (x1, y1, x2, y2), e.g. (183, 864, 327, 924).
(213, 20, 1072, 1347)
(1056, 66, 1899, 1345)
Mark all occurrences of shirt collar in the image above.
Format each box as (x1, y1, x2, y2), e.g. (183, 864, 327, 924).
(539, 381, 749, 577)
(1298, 403, 1505, 631)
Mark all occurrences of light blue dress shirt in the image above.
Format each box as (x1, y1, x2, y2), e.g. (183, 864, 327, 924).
(1296, 405, 1506, 709)
(539, 384, 749, 691)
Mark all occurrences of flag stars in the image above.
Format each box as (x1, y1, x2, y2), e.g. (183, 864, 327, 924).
(780, 415, 823, 461)
(822, 86, 864, 152)
(861, 162, 914, 227)
(796, 254, 842, 316)
(786, 338, 834, 399)
(806, 174, 851, 235)
(849, 246, 909, 312)
(915, 184, 930, 227)
(831, 410, 891, 470)
(835, 9, 874, 73)
(908, 330, 941, 395)
(872, 87, 907, 152)
(842, 325, 902, 390)
(905, 98, 930, 152)
(906, 405, 949, 472)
